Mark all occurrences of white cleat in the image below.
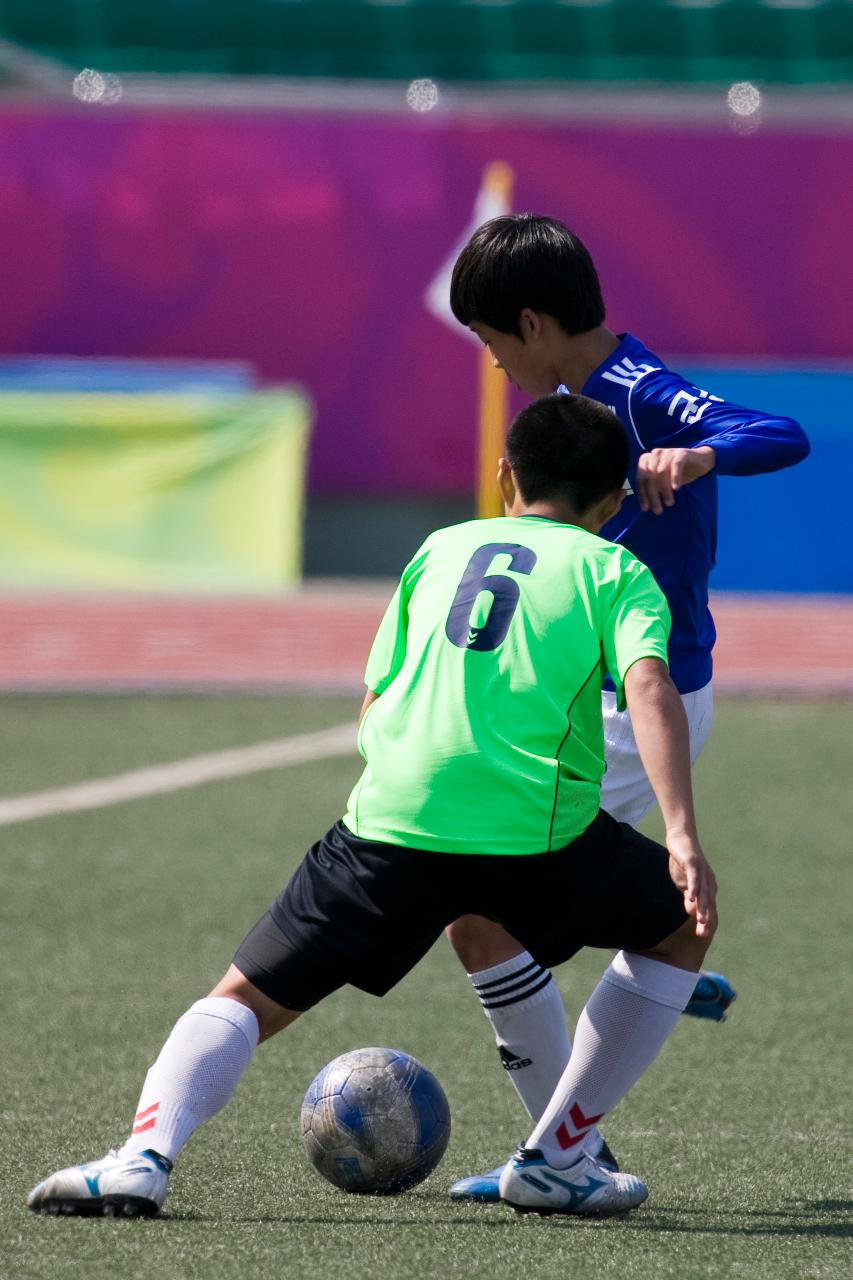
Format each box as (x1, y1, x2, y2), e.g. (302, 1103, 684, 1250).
(499, 1146, 648, 1217)
(27, 1148, 172, 1218)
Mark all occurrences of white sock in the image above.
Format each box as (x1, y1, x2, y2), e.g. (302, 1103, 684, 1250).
(526, 952, 699, 1168)
(468, 953, 576, 1119)
(119, 997, 259, 1163)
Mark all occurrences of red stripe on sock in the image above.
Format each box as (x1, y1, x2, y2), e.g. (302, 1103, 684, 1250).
(556, 1102, 606, 1150)
(555, 1122, 586, 1150)
(134, 1102, 160, 1122)
(569, 1102, 604, 1131)
(132, 1116, 157, 1134)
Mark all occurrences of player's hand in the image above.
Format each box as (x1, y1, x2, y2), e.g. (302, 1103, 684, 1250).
(665, 831, 717, 939)
(635, 446, 716, 514)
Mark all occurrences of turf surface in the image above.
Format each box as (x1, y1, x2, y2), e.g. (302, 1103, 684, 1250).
(3, 694, 851, 1279)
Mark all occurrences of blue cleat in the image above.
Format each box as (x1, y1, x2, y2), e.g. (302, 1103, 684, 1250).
(449, 1164, 505, 1203)
(684, 971, 737, 1022)
(449, 1137, 618, 1203)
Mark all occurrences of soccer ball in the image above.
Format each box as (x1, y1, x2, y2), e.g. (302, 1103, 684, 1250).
(300, 1047, 451, 1195)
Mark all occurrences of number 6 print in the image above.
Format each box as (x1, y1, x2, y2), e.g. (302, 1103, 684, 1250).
(445, 543, 537, 652)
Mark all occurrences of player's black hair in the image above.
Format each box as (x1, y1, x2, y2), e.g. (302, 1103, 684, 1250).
(506, 394, 629, 514)
(450, 213, 605, 337)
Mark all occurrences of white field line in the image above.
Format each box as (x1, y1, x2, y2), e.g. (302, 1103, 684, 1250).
(0, 722, 357, 828)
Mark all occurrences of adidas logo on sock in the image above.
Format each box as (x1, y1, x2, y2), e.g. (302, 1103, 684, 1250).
(499, 1046, 533, 1072)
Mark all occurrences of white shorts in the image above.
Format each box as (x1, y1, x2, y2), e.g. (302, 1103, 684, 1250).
(600, 681, 714, 827)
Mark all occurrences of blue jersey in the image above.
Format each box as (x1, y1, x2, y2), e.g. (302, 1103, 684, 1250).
(568, 333, 810, 694)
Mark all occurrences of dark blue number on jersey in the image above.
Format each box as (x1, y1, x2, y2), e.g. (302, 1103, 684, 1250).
(445, 543, 537, 652)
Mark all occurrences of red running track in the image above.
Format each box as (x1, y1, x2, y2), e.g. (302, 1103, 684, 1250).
(0, 586, 850, 695)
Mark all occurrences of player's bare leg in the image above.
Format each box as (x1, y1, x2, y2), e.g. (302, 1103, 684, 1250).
(445, 915, 524, 972)
(210, 964, 301, 1040)
(27, 966, 299, 1217)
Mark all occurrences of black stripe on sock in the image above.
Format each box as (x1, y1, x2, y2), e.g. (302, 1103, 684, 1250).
(474, 959, 543, 993)
(479, 970, 554, 1010)
(475, 967, 549, 1004)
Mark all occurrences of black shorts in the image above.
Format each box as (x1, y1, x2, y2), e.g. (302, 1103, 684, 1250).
(233, 813, 688, 1012)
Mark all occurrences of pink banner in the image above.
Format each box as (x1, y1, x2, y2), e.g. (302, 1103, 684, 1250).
(1, 105, 850, 493)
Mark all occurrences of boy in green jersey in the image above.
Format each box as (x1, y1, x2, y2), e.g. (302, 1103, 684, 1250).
(28, 394, 717, 1220)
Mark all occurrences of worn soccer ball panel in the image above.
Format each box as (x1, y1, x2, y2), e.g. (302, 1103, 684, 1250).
(300, 1047, 451, 1194)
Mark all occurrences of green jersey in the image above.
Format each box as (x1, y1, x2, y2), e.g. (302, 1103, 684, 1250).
(343, 515, 670, 855)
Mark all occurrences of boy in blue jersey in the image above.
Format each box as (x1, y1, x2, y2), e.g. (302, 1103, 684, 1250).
(446, 213, 810, 1201)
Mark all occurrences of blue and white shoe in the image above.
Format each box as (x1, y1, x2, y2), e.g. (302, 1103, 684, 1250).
(684, 971, 737, 1022)
(27, 1148, 172, 1217)
(449, 1135, 618, 1203)
(499, 1146, 647, 1217)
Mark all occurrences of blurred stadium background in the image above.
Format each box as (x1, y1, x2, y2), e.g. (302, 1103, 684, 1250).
(3, 11, 853, 1278)
(0, 1, 851, 696)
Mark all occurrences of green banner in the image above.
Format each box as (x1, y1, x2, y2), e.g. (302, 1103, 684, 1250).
(0, 390, 311, 591)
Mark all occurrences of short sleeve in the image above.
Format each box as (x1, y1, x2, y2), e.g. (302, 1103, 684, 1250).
(364, 583, 410, 695)
(363, 540, 431, 694)
(602, 558, 671, 711)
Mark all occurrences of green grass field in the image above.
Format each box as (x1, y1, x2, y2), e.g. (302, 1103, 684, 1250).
(2, 694, 851, 1280)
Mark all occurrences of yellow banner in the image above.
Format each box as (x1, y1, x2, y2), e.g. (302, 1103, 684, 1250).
(0, 390, 311, 592)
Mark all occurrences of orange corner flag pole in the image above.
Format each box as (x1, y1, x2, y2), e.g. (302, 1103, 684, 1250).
(477, 345, 509, 519)
(476, 162, 514, 519)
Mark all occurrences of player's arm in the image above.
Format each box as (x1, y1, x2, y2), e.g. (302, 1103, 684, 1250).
(603, 557, 716, 935)
(629, 370, 810, 514)
(358, 585, 409, 725)
(623, 658, 716, 938)
(359, 689, 379, 721)
(356, 538, 432, 723)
